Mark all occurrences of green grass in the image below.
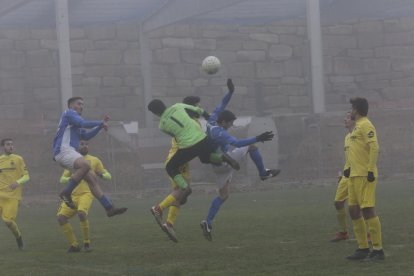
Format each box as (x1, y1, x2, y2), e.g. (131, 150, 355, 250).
(1, 179, 414, 276)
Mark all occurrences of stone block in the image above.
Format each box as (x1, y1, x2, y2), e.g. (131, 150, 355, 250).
(355, 21, 383, 33)
(216, 40, 243, 51)
(162, 37, 194, 49)
(284, 59, 302, 77)
(0, 105, 24, 119)
(123, 49, 141, 65)
(268, 25, 297, 34)
(70, 40, 94, 51)
(289, 96, 310, 107)
(0, 39, 13, 50)
(84, 50, 122, 65)
(175, 79, 192, 87)
(279, 34, 304, 46)
(236, 50, 266, 62)
(392, 58, 414, 71)
(31, 67, 58, 77)
(384, 32, 414, 46)
(94, 40, 128, 50)
(171, 63, 200, 79)
(27, 76, 59, 88)
(401, 18, 414, 31)
(347, 49, 373, 58)
(70, 29, 86, 39)
(360, 80, 389, 90)
(391, 78, 414, 87)
(171, 25, 199, 37)
(363, 58, 391, 73)
(325, 25, 353, 35)
(85, 26, 116, 40)
(194, 39, 216, 50)
(82, 77, 101, 86)
(333, 57, 363, 75)
(14, 40, 40, 50)
(0, 51, 26, 69)
(97, 96, 125, 108)
(193, 78, 208, 87)
(264, 95, 289, 108)
(40, 39, 57, 50)
(281, 77, 306, 85)
(116, 23, 139, 41)
(33, 87, 59, 101)
(103, 77, 122, 87)
(70, 53, 83, 66)
(249, 33, 279, 44)
(355, 72, 406, 82)
(382, 87, 414, 100)
(269, 45, 293, 60)
(124, 76, 140, 86)
(323, 35, 357, 49)
(238, 26, 268, 33)
(0, 78, 25, 91)
(375, 46, 414, 57)
(73, 86, 101, 97)
(212, 51, 237, 64)
(154, 48, 180, 63)
(181, 50, 210, 64)
(149, 39, 162, 49)
(279, 85, 306, 96)
(31, 29, 56, 39)
(383, 19, 402, 32)
(329, 76, 354, 84)
(257, 63, 284, 78)
(243, 41, 268, 50)
(2, 29, 30, 40)
(358, 33, 384, 49)
(228, 62, 256, 78)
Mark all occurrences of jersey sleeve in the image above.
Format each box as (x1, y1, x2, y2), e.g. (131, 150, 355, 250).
(208, 91, 233, 124)
(363, 122, 379, 172)
(67, 110, 103, 129)
(16, 157, 30, 185)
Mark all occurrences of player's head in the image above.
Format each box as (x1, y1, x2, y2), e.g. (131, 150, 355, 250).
(217, 110, 237, 130)
(148, 99, 166, 117)
(68, 97, 84, 115)
(344, 111, 355, 131)
(1, 138, 14, 155)
(78, 140, 89, 156)
(182, 96, 200, 107)
(350, 97, 368, 119)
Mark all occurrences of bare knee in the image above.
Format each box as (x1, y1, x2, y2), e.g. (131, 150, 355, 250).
(348, 205, 361, 220)
(77, 211, 87, 221)
(362, 207, 376, 220)
(57, 215, 68, 226)
(334, 201, 345, 210)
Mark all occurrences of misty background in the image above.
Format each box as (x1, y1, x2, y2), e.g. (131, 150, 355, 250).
(0, 0, 413, 198)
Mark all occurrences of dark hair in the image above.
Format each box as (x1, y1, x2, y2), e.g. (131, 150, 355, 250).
(182, 96, 200, 106)
(350, 97, 368, 116)
(1, 138, 12, 146)
(148, 99, 166, 115)
(67, 96, 83, 107)
(217, 110, 237, 123)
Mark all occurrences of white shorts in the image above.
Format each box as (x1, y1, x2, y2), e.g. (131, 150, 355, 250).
(54, 146, 82, 170)
(212, 146, 249, 188)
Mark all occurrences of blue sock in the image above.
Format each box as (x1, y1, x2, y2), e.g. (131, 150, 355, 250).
(62, 178, 80, 195)
(98, 195, 113, 210)
(207, 197, 224, 225)
(249, 148, 266, 176)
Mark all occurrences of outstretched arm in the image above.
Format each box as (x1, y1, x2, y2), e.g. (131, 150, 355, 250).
(80, 125, 103, 140)
(208, 79, 235, 123)
(68, 111, 103, 129)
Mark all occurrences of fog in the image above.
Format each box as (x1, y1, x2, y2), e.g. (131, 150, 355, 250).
(0, 0, 414, 196)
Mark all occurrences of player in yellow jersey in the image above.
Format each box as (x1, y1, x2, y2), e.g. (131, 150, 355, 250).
(57, 140, 111, 252)
(331, 112, 354, 242)
(346, 97, 384, 261)
(0, 138, 30, 250)
(157, 96, 201, 242)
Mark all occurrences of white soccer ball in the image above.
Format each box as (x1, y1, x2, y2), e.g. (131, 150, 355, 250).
(202, 56, 221, 75)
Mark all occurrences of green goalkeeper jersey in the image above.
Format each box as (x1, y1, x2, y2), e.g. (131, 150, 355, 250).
(159, 103, 206, 149)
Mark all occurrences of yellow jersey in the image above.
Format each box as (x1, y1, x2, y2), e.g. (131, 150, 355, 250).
(0, 154, 29, 200)
(343, 133, 351, 171)
(348, 117, 379, 177)
(62, 154, 109, 196)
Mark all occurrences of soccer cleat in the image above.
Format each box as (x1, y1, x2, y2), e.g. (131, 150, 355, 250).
(222, 153, 240, 171)
(67, 245, 81, 253)
(106, 207, 128, 217)
(150, 206, 163, 228)
(346, 248, 370, 260)
(16, 236, 24, 250)
(59, 192, 76, 209)
(330, 231, 349, 242)
(362, 249, 385, 261)
(200, 220, 213, 241)
(260, 169, 281, 181)
(83, 243, 93, 252)
(162, 223, 178, 243)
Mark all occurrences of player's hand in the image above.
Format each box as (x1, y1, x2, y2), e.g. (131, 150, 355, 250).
(227, 78, 234, 93)
(343, 168, 350, 178)
(202, 111, 210, 120)
(102, 122, 109, 131)
(103, 115, 110, 122)
(9, 182, 19, 190)
(337, 176, 342, 183)
(367, 171, 375, 182)
(256, 131, 274, 142)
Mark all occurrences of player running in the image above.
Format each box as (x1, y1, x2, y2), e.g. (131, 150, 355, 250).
(53, 96, 126, 217)
(0, 138, 30, 250)
(200, 79, 280, 241)
(57, 140, 112, 252)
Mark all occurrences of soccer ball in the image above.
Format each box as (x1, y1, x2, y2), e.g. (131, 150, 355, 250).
(202, 56, 221, 75)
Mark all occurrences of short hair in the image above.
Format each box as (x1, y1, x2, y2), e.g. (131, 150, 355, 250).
(217, 110, 237, 123)
(148, 99, 166, 115)
(182, 96, 200, 106)
(1, 138, 12, 146)
(350, 97, 368, 116)
(67, 97, 83, 107)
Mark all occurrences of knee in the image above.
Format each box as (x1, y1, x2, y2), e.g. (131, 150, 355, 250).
(77, 211, 87, 220)
(166, 165, 178, 178)
(3, 219, 12, 226)
(57, 215, 67, 225)
(334, 201, 344, 210)
(248, 144, 257, 151)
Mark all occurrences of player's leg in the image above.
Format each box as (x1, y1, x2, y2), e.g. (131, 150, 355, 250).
(361, 178, 384, 261)
(331, 177, 349, 242)
(346, 177, 369, 260)
(2, 198, 23, 250)
(57, 201, 80, 252)
(77, 193, 93, 252)
(247, 145, 280, 180)
(83, 171, 127, 217)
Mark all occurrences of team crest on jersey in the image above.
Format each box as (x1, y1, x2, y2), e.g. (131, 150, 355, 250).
(367, 131, 375, 138)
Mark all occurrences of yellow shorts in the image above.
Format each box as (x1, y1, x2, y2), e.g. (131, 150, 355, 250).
(0, 197, 19, 222)
(334, 177, 349, 202)
(348, 176, 377, 208)
(57, 193, 94, 218)
(170, 163, 191, 189)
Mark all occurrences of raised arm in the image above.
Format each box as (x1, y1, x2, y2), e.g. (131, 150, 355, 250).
(208, 79, 235, 123)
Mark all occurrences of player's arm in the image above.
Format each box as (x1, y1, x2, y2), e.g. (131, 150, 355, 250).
(343, 135, 351, 178)
(208, 79, 235, 123)
(60, 169, 71, 184)
(95, 159, 112, 180)
(80, 125, 103, 140)
(365, 124, 379, 182)
(10, 158, 30, 190)
(67, 110, 103, 129)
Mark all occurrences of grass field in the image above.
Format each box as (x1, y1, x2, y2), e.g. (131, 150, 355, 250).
(1, 179, 414, 276)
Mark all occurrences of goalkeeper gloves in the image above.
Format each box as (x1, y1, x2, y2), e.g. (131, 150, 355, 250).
(256, 131, 274, 142)
(227, 78, 234, 93)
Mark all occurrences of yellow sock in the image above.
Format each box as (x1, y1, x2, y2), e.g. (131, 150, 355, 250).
(352, 217, 368, 249)
(61, 223, 78, 246)
(159, 194, 177, 210)
(367, 216, 382, 250)
(80, 220, 90, 244)
(6, 221, 21, 238)
(336, 208, 348, 232)
(167, 205, 180, 225)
